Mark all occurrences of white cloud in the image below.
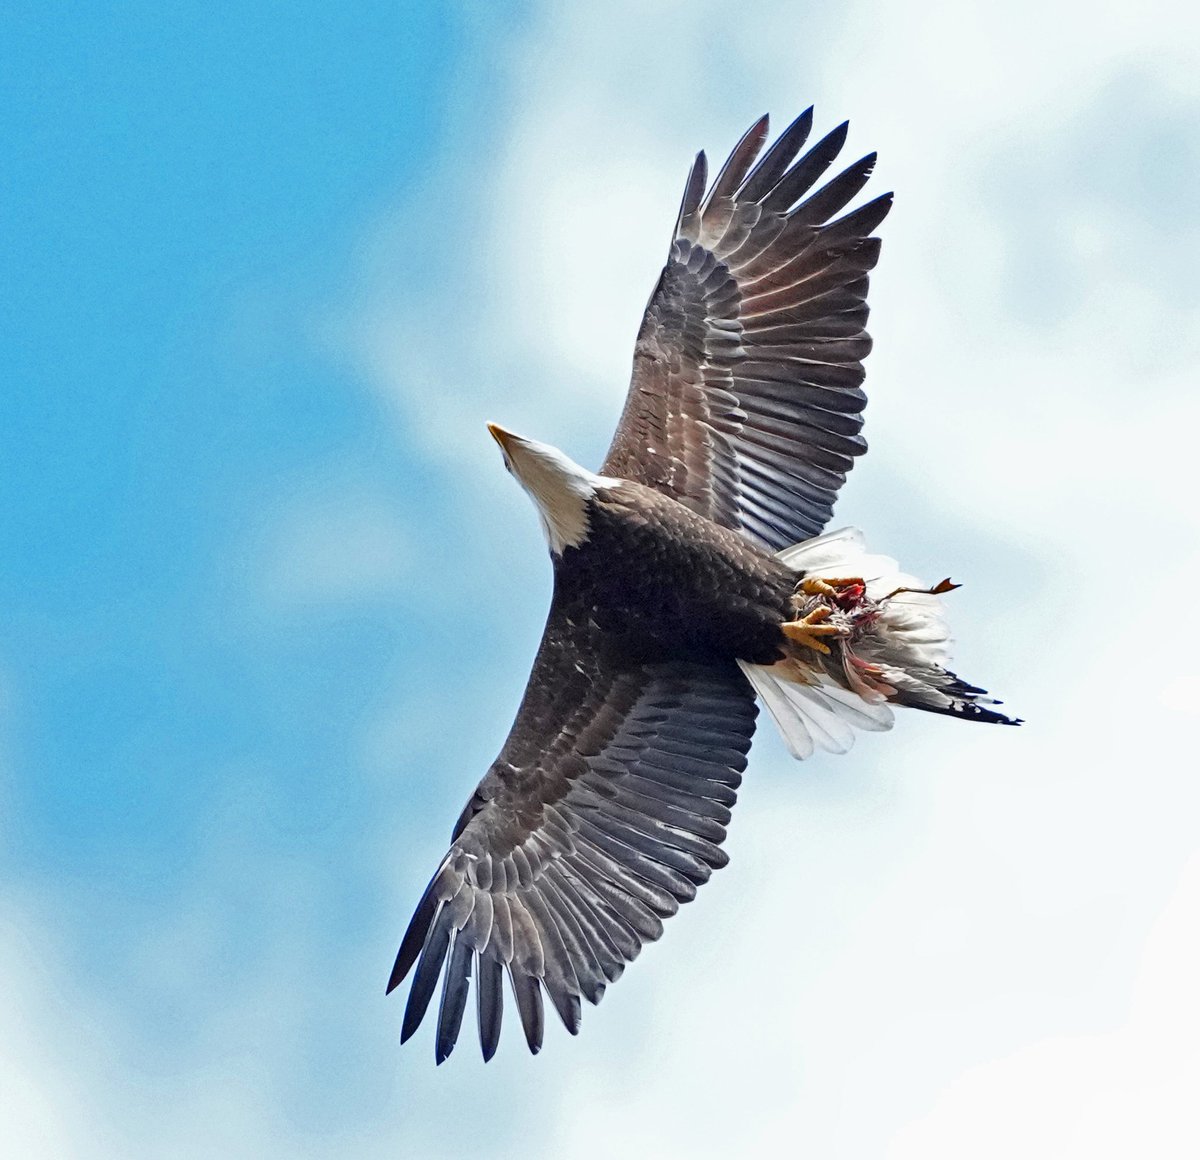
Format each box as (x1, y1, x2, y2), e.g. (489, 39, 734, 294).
(887, 854, 1200, 1160)
(0, 909, 89, 1158)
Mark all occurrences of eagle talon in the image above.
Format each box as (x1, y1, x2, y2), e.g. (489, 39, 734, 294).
(799, 575, 865, 601)
(781, 606, 845, 655)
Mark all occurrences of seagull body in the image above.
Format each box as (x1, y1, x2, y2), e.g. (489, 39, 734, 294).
(389, 110, 1018, 1063)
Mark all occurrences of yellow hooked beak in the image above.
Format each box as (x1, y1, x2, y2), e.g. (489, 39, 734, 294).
(487, 421, 516, 451)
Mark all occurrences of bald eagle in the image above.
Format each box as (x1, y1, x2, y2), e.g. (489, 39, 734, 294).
(389, 110, 1018, 1063)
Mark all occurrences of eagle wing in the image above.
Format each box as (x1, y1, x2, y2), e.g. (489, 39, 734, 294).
(602, 110, 892, 550)
(388, 592, 757, 1062)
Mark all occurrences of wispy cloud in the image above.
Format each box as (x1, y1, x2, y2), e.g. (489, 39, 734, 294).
(889, 853, 1200, 1159)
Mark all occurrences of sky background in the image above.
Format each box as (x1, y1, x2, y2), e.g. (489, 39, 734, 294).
(3, 1, 1199, 1156)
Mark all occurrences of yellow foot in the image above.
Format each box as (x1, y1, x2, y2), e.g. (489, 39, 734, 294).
(799, 576, 864, 600)
(781, 606, 844, 655)
(883, 577, 961, 600)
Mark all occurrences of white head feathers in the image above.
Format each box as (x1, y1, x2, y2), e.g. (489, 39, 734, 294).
(487, 424, 612, 555)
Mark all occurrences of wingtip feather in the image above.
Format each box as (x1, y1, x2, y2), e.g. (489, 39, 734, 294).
(388, 888, 441, 994)
(508, 968, 545, 1054)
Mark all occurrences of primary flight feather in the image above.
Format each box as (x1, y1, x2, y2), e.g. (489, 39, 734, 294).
(388, 109, 1018, 1063)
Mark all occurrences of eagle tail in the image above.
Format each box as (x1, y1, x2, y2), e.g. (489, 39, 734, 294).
(737, 657, 893, 759)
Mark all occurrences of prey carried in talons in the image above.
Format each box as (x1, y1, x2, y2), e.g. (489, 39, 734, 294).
(781, 605, 845, 655)
(883, 577, 961, 601)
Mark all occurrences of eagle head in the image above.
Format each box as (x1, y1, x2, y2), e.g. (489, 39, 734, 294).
(487, 423, 608, 555)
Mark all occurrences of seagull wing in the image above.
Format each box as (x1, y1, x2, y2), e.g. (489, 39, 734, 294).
(388, 590, 757, 1062)
(603, 110, 892, 550)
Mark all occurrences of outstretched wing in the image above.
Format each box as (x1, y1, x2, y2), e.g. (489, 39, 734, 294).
(388, 592, 757, 1062)
(603, 110, 892, 551)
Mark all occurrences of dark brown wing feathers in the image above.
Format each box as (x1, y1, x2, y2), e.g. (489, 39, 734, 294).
(604, 110, 891, 550)
(389, 595, 756, 1061)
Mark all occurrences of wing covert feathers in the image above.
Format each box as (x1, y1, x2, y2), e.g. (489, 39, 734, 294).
(389, 602, 757, 1061)
(604, 110, 892, 550)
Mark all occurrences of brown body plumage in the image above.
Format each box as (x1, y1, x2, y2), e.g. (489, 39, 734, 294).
(566, 480, 796, 667)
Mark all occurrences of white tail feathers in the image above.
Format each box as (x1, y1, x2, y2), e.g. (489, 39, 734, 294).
(738, 659, 893, 759)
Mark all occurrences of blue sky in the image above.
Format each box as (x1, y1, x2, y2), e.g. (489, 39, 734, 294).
(3, 2, 1199, 1157)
